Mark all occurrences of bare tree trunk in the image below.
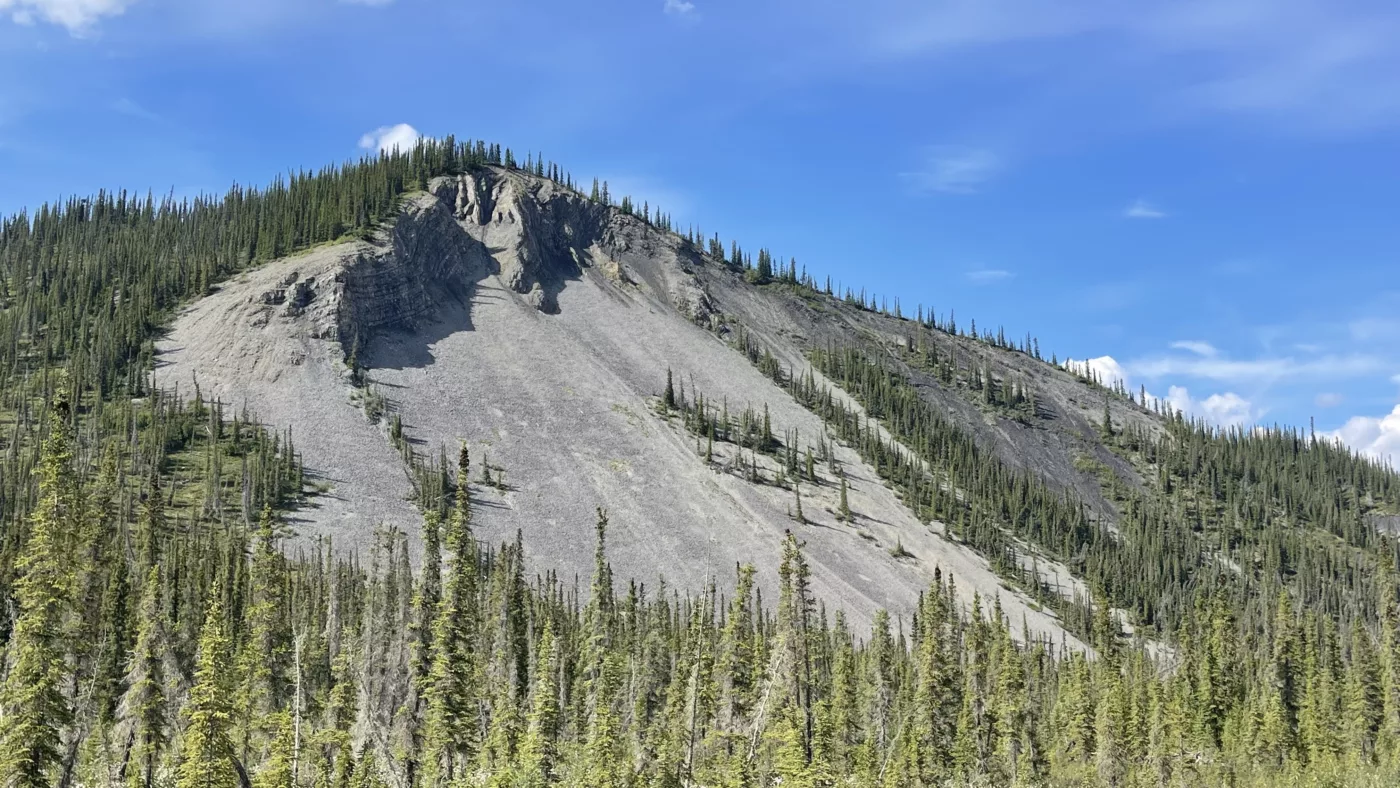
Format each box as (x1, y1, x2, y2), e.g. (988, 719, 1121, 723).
(293, 630, 305, 786)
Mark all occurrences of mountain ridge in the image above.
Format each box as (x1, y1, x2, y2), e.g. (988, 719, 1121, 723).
(156, 165, 1099, 643)
(152, 160, 1364, 648)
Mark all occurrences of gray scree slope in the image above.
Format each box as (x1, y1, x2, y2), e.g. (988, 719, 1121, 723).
(157, 167, 1114, 645)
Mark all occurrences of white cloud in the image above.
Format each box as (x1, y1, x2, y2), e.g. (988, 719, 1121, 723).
(1170, 340, 1218, 357)
(1326, 405, 1400, 469)
(1124, 198, 1167, 219)
(358, 123, 422, 155)
(0, 0, 132, 32)
(1315, 392, 1345, 408)
(901, 146, 1001, 194)
(1065, 356, 1129, 389)
(1067, 354, 1257, 427)
(1393, 373, 1400, 386)
(1127, 353, 1385, 383)
(855, 0, 1400, 132)
(663, 0, 695, 15)
(965, 268, 1013, 284)
(1164, 386, 1257, 428)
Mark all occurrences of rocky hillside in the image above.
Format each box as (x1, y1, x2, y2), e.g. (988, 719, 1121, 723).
(150, 165, 1317, 643)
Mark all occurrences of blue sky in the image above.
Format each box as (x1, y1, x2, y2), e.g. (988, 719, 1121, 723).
(2, 0, 1398, 465)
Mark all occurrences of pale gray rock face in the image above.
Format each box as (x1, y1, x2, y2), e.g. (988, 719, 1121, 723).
(157, 166, 1172, 646)
(1372, 513, 1400, 535)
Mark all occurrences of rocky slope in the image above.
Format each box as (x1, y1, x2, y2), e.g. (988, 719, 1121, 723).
(156, 166, 1164, 643)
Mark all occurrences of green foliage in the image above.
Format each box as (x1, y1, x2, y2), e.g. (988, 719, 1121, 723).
(0, 396, 78, 788)
(178, 588, 238, 788)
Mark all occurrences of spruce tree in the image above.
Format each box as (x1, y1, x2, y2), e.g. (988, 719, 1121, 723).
(0, 397, 79, 788)
(120, 567, 170, 788)
(236, 506, 289, 762)
(420, 469, 479, 786)
(518, 620, 560, 787)
(178, 588, 239, 788)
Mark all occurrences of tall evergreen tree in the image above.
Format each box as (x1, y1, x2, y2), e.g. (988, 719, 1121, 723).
(0, 396, 79, 788)
(178, 588, 239, 788)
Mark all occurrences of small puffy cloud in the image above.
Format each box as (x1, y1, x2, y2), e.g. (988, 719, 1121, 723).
(1315, 392, 1345, 408)
(358, 123, 421, 154)
(1164, 386, 1256, 428)
(901, 146, 1002, 194)
(663, 0, 694, 15)
(1, 0, 133, 33)
(1123, 199, 1167, 219)
(1170, 340, 1218, 358)
(1065, 355, 1128, 389)
(965, 268, 1013, 285)
(1326, 405, 1400, 469)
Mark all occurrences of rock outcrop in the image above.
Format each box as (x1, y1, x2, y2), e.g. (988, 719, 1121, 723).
(337, 194, 485, 341)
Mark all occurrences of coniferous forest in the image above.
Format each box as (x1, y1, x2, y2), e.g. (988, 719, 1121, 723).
(1, 139, 1399, 787)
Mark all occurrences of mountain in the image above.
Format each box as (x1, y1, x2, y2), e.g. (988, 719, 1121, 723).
(156, 159, 1399, 645)
(1, 139, 1399, 787)
(155, 165, 1118, 643)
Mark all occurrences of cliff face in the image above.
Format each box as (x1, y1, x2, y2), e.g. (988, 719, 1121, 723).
(338, 193, 486, 339)
(153, 164, 1169, 642)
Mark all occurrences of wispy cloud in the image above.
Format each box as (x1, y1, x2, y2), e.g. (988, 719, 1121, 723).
(1123, 198, 1167, 219)
(1082, 282, 1144, 312)
(1350, 317, 1400, 341)
(1, 0, 133, 33)
(358, 123, 421, 154)
(663, 0, 695, 16)
(901, 146, 1001, 194)
(1214, 258, 1263, 276)
(846, 0, 1400, 133)
(1170, 340, 1218, 357)
(111, 97, 160, 122)
(965, 268, 1013, 284)
(1315, 392, 1345, 408)
(596, 174, 694, 218)
(1126, 353, 1386, 383)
